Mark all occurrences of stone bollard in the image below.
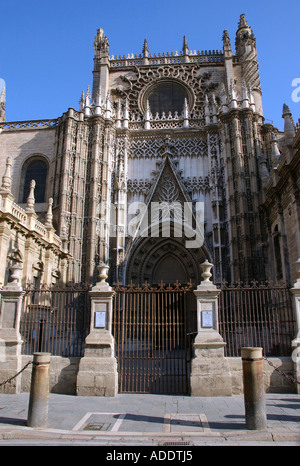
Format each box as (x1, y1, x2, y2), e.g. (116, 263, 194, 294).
(27, 353, 51, 428)
(241, 347, 267, 430)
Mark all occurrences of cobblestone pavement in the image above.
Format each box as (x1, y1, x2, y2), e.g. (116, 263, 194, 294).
(0, 392, 299, 446)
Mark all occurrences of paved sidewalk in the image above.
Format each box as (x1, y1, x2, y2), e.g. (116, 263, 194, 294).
(0, 392, 299, 445)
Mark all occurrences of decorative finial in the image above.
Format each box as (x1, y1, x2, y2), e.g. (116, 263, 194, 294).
(0, 83, 5, 123)
(94, 28, 109, 55)
(144, 100, 151, 130)
(142, 38, 149, 57)
(85, 86, 91, 105)
(1, 156, 12, 191)
(200, 260, 214, 283)
(94, 262, 112, 290)
(26, 180, 36, 212)
(45, 197, 54, 228)
(282, 103, 295, 140)
(79, 91, 85, 112)
(222, 30, 231, 47)
(182, 35, 189, 55)
(271, 133, 281, 165)
(238, 13, 249, 29)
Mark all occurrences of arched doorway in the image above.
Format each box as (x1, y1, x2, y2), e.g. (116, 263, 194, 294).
(125, 235, 210, 287)
(112, 236, 211, 394)
(152, 254, 188, 283)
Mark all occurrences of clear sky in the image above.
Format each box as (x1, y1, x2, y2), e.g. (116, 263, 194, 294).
(1, 0, 299, 130)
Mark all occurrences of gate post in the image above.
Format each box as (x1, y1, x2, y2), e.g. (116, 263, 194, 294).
(190, 260, 232, 396)
(291, 258, 300, 394)
(0, 263, 25, 394)
(77, 263, 118, 396)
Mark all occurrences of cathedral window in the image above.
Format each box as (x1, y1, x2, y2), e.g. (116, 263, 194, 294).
(20, 157, 48, 203)
(142, 81, 191, 117)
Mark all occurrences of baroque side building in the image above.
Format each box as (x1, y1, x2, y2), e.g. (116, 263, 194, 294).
(0, 14, 299, 288)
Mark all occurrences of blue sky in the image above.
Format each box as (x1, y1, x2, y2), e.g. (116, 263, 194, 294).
(1, 0, 299, 130)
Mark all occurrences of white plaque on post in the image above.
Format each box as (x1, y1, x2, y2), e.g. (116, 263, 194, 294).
(95, 310, 106, 328)
(94, 302, 107, 329)
(201, 310, 213, 328)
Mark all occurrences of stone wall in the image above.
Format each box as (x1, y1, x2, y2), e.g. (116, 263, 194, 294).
(228, 357, 296, 394)
(15, 355, 297, 396)
(20, 355, 80, 395)
(0, 126, 56, 203)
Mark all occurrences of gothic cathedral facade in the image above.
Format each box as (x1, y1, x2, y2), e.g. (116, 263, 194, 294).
(0, 14, 299, 288)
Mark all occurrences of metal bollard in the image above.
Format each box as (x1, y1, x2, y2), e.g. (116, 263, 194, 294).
(27, 352, 51, 428)
(241, 347, 267, 430)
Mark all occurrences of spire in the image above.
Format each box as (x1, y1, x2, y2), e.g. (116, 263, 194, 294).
(235, 13, 256, 56)
(282, 103, 295, 142)
(0, 81, 5, 122)
(182, 35, 189, 54)
(237, 13, 249, 29)
(79, 91, 85, 112)
(93, 28, 109, 58)
(142, 38, 149, 64)
(222, 30, 232, 57)
(182, 36, 190, 62)
(142, 38, 149, 57)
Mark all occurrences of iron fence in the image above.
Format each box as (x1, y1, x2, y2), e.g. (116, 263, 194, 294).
(20, 283, 91, 357)
(18, 280, 296, 364)
(218, 281, 296, 357)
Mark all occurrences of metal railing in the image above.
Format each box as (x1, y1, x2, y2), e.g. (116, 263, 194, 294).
(218, 281, 296, 357)
(20, 283, 91, 357)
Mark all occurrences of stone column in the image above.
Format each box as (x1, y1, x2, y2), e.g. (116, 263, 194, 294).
(0, 263, 25, 394)
(291, 259, 300, 394)
(76, 263, 118, 396)
(190, 260, 232, 396)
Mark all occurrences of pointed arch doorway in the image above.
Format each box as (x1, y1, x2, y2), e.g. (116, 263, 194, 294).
(151, 254, 188, 284)
(125, 235, 209, 286)
(112, 237, 211, 394)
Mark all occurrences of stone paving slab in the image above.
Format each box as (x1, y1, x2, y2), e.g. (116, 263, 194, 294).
(0, 392, 299, 445)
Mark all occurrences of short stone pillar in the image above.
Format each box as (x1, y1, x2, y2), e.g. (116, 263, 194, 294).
(0, 263, 25, 394)
(291, 259, 300, 394)
(241, 347, 267, 430)
(27, 352, 51, 427)
(190, 260, 232, 396)
(76, 263, 118, 396)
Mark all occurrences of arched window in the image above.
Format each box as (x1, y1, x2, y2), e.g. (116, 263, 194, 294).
(21, 158, 48, 203)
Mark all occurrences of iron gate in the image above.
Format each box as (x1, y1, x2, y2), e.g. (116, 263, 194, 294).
(112, 281, 197, 394)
